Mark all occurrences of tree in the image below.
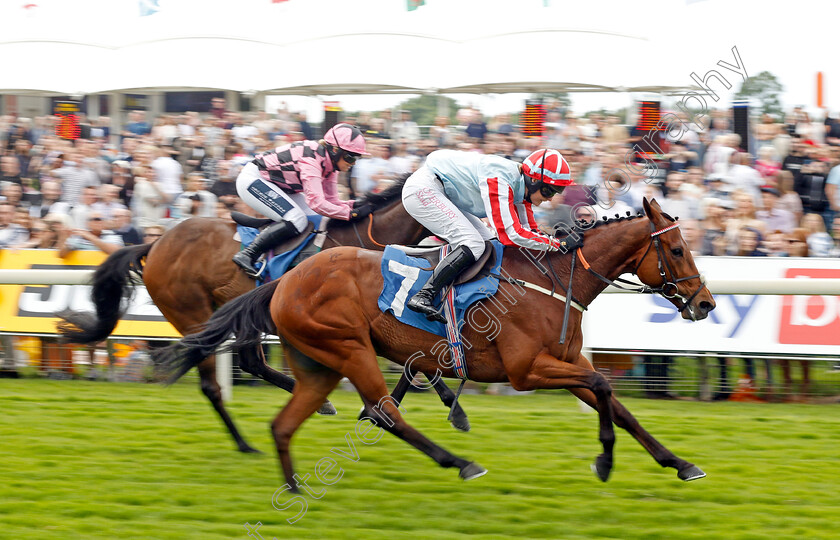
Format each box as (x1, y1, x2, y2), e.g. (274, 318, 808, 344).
(531, 91, 571, 109)
(395, 94, 459, 128)
(734, 71, 784, 118)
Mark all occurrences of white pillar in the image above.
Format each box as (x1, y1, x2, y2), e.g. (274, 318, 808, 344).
(148, 92, 164, 118)
(88, 95, 100, 119)
(437, 94, 449, 118)
(109, 93, 121, 146)
(226, 90, 239, 113)
(217, 344, 233, 402)
(252, 92, 266, 113)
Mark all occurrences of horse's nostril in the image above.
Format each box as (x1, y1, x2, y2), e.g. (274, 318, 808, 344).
(700, 301, 714, 312)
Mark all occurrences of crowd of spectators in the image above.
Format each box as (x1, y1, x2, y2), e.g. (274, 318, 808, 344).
(2, 97, 840, 260)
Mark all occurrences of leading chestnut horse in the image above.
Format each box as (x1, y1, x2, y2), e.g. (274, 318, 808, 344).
(56, 178, 470, 453)
(157, 198, 715, 486)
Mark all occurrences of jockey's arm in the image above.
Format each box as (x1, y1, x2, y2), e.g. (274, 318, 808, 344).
(299, 161, 353, 220)
(481, 177, 560, 251)
(516, 201, 541, 232)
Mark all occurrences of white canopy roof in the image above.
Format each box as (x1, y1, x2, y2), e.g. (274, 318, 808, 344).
(0, 0, 698, 97)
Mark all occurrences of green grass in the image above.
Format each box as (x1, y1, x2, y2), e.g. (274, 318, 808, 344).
(2, 379, 840, 540)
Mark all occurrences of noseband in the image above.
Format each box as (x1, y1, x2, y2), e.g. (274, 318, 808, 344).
(582, 221, 706, 314)
(631, 221, 706, 313)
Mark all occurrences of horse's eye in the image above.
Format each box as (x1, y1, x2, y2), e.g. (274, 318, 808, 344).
(671, 247, 684, 257)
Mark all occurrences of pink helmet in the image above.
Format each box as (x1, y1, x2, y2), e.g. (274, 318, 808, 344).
(522, 149, 573, 188)
(323, 123, 370, 155)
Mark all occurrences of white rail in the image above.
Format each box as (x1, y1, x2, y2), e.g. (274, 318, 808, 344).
(605, 278, 840, 296)
(2, 268, 837, 403)
(1, 269, 839, 295)
(0, 269, 95, 285)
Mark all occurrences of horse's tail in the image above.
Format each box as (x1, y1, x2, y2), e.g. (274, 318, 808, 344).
(56, 243, 152, 344)
(155, 280, 280, 384)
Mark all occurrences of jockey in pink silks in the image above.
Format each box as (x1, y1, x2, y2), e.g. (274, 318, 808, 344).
(232, 123, 372, 277)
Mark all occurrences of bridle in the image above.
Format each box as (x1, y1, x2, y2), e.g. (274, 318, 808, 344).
(578, 220, 707, 317)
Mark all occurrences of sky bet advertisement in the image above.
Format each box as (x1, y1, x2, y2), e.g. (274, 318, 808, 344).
(583, 257, 840, 356)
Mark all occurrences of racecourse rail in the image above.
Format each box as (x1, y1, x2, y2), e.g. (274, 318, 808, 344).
(1, 268, 838, 294)
(1, 268, 838, 401)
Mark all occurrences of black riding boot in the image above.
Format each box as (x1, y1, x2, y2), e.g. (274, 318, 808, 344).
(232, 221, 299, 278)
(406, 245, 476, 323)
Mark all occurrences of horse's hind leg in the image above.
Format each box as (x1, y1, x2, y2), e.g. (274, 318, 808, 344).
(271, 347, 344, 490)
(197, 357, 261, 453)
(238, 343, 337, 415)
(155, 293, 260, 454)
(569, 354, 705, 482)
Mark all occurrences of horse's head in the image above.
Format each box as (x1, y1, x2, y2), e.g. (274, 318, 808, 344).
(635, 198, 715, 321)
(344, 174, 430, 246)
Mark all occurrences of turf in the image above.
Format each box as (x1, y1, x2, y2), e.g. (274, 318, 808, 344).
(1, 379, 839, 540)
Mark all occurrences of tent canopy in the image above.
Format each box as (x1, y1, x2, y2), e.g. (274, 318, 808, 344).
(0, 0, 698, 97)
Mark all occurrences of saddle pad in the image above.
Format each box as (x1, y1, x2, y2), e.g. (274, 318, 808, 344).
(378, 240, 504, 337)
(236, 215, 322, 283)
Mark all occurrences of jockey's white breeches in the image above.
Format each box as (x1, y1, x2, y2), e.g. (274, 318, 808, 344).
(235, 162, 312, 233)
(402, 165, 494, 259)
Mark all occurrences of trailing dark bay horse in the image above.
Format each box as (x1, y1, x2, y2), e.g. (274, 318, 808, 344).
(157, 198, 715, 486)
(56, 179, 470, 454)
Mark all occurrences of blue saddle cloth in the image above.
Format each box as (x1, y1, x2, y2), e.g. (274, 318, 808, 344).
(236, 215, 322, 283)
(377, 240, 504, 337)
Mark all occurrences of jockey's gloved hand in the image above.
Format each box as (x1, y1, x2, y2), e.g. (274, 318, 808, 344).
(349, 200, 374, 221)
(549, 237, 571, 253)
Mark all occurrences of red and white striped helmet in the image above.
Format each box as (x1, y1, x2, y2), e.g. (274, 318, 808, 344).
(521, 149, 573, 188)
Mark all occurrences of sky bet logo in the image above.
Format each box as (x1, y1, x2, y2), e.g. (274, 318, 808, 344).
(647, 267, 840, 346)
(779, 268, 840, 346)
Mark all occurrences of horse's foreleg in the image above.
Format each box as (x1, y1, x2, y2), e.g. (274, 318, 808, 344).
(387, 368, 470, 432)
(568, 354, 705, 482)
(197, 357, 261, 453)
(388, 369, 414, 404)
(508, 351, 615, 482)
(333, 348, 485, 481)
(431, 378, 470, 432)
(238, 343, 337, 415)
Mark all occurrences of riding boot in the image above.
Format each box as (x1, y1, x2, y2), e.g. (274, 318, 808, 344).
(407, 245, 476, 323)
(232, 220, 299, 278)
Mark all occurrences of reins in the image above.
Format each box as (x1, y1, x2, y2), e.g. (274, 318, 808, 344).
(348, 210, 394, 249)
(512, 218, 707, 344)
(580, 220, 706, 316)
(366, 214, 387, 248)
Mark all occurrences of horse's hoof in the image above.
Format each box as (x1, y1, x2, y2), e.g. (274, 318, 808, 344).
(678, 465, 706, 481)
(450, 412, 471, 432)
(238, 444, 263, 454)
(591, 454, 612, 482)
(459, 462, 487, 481)
(317, 401, 337, 416)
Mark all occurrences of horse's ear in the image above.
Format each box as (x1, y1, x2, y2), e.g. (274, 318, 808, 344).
(642, 197, 652, 218)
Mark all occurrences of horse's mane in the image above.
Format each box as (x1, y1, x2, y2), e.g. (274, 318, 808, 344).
(356, 173, 410, 210)
(568, 208, 676, 237)
(569, 212, 645, 237)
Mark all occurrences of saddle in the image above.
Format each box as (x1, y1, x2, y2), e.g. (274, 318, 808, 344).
(390, 240, 497, 286)
(231, 211, 315, 255)
(231, 211, 273, 229)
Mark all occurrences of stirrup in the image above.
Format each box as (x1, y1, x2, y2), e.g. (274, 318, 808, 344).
(407, 295, 446, 323)
(233, 253, 266, 279)
(250, 259, 268, 278)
